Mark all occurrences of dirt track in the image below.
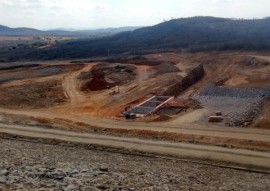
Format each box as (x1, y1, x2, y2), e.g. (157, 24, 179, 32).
(62, 64, 94, 103)
(1, 123, 270, 170)
(1, 105, 270, 143)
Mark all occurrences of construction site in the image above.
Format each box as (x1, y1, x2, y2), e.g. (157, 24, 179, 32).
(1, 52, 270, 172)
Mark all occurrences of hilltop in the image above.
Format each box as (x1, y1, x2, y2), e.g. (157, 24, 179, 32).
(0, 25, 140, 37)
(2, 16, 270, 61)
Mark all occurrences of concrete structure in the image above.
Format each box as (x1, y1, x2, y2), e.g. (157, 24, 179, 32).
(208, 116, 224, 122)
(124, 96, 174, 118)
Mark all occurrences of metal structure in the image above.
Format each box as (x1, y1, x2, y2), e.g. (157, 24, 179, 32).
(124, 96, 174, 118)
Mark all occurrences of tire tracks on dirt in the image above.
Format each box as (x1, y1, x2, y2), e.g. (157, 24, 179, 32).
(0, 123, 270, 171)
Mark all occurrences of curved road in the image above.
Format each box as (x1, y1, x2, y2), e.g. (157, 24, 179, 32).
(62, 64, 93, 103)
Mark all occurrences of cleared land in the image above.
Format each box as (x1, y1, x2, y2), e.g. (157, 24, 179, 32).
(0, 80, 65, 109)
(0, 52, 270, 169)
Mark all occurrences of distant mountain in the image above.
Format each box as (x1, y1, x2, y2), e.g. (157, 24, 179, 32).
(0, 25, 140, 36)
(34, 16, 270, 59)
(86, 27, 141, 34)
(0, 25, 41, 36)
(2, 17, 270, 61)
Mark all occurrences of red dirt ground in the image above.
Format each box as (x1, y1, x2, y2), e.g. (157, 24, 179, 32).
(85, 73, 116, 91)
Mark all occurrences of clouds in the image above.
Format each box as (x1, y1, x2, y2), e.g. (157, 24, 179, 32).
(0, 0, 111, 29)
(2, 0, 41, 8)
(0, 0, 269, 29)
(1, 0, 60, 9)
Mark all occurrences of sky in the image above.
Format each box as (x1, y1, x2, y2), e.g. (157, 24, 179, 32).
(0, 0, 270, 30)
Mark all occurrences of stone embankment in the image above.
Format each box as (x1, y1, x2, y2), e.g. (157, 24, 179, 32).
(162, 64, 205, 96)
(195, 84, 270, 126)
(1, 138, 270, 190)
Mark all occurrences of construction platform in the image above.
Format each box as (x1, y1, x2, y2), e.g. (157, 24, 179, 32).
(124, 96, 174, 118)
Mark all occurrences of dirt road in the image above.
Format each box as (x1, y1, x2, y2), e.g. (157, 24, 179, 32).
(1, 105, 270, 143)
(0, 123, 270, 170)
(253, 55, 270, 62)
(62, 64, 94, 103)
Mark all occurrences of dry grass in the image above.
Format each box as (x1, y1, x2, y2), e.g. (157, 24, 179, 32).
(0, 36, 33, 41)
(0, 80, 66, 109)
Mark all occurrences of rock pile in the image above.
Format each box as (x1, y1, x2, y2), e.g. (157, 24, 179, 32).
(1, 138, 270, 190)
(194, 84, 270, 126)
(197, 84, 270, 99)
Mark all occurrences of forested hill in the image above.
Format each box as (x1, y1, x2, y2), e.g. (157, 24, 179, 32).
(2, 17, 270, 60)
